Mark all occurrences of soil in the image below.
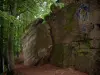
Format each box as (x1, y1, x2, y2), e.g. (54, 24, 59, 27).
(14, 64, 88, 75)
(14, 52, 88, 75)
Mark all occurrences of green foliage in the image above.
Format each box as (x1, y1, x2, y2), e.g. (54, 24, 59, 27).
(44, 14, 51, 21)
(50, 3, 64, 13)
(56, 3, 65, 8)
(0, 0, 57, 58)
(0, 10, 21, 25)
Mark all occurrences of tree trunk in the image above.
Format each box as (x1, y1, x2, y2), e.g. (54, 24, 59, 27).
(0, 0, 4, 74)
(8, 23, 14, 70)
(7, 0, 17, 73)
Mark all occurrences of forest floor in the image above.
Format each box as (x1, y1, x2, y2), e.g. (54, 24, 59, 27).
(14, 53, 88, 75)
(14, 64, 88, 75)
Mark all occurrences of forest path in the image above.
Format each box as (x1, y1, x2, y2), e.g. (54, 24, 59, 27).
(14, 52, 88, 75)
(14, 63, 88, 75)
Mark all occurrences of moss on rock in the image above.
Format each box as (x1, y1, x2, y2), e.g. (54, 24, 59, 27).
(50, 44, 64, 67)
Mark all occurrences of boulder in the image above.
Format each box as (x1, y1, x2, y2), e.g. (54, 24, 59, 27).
(22, 18, 52, 66)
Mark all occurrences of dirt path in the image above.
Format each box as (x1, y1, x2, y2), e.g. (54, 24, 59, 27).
(14, 52, 88, 75)
(14, 64, 88, 75)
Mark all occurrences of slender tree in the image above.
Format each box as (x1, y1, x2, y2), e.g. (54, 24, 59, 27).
(7, 0, 17, 73)
(0, 0, 4, 74)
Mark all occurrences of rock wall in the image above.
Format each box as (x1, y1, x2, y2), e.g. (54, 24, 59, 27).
(45, 1, 100, 74)
(45, 3, 79, 67)
(22, 0, 100, 75)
